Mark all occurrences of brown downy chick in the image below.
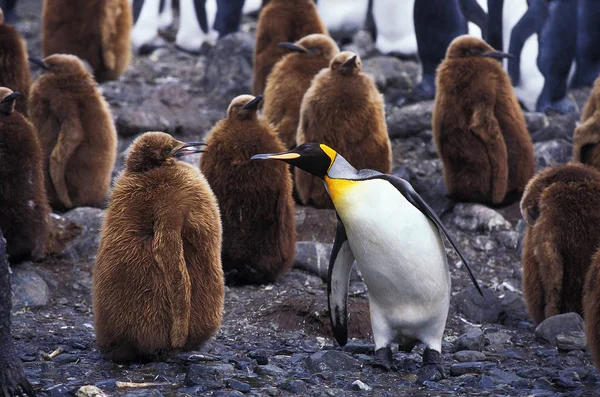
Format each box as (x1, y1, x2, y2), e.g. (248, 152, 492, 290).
(296, 51, 392, 209)
(200, 95, 296, 285)
(520, 163, 600, 324)
(574, 76, 600, 169)
(263, 34, 339, 149)
(0, 9, 32, 116)
(583, 248, 600, 371)
(0, 88, 50, 263)
(253, 0, 326, 96)
(93, 132, 224, 363)
(42, 0, 132, 82)
(433, 35, 535, 205)
(28, 54, 117, 211)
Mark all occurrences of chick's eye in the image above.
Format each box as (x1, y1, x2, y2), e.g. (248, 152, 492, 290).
(164, 147, 172, 154)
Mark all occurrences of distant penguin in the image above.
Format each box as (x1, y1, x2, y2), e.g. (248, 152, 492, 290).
(0, 227, 35, 397)
(176, 0, 218, 53)
(412, 0, 487, 100)
(253, 0, 326, 96)
(252, 142, 482, 381)
(572, 0, 600, 88)
(583, 248, 600, 371)
(29, 54, 117, 211)
(42, 0, 132, 82)
(573, 76, 600, 169)
(296, 51, 392, 209)
(316, 0, 368, 42)
(520, 163, 600, 324)
(0, 88, 50, 262)
(433, 35, 535, 205)
(0, 9, 31, 116)
(505, 0, 578, 114)
(200, 95, 296, 285)
(372, 0, 417, 56)
(93, 132, 224, 363)
(263, 34, 339, 149)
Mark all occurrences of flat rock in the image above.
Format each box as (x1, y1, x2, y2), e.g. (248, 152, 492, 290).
(453, 350, 486, 362)
(555, 331, 586, 351)
(488, 368, 527, 387)
(450, 362, 484, 376)
(184, 363, 235, 389)
(455, 328, 485, 352)
(485, 331, 512, 346)
(534, 313, 584, 346)
(293, 242, 333, 280)
(386, 101, 434, 139)
(362, 56, 417, 92)
(11, 268, 50, 309)
(530, 114, 577, 143)
(452, 204, 511, 232)
(534, 139, 573, 171)
(305, 351, 361, 373)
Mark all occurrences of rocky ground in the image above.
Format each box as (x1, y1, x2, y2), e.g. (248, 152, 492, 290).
(7, 1, 600, 396)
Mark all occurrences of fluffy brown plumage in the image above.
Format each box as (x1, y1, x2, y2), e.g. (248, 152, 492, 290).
(253, 0, 326, 96)
(574, 76, 600, 169)
(263, 34, 339, 149)
(583, 248, 600, 370)
(296, 51, 392, 209)
(200, 95, 296, 285)
(29, 54, 117, 211)
(520, 163, 600, 324)
(93, 132, 224, 363)
(0, 87, 50, 262)
(0, 10, 31, 116)
(42, 0, 132, 82)
(433, 35, 535, 205)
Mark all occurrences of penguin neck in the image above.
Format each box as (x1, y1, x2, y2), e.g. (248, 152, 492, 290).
(323, 154, 360, 210)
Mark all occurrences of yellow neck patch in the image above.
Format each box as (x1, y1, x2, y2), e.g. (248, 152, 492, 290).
(319, 144, 337, 172)
(324, 176, 359, 205)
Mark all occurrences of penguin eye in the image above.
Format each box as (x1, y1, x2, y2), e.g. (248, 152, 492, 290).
(164, 147, 172, 154)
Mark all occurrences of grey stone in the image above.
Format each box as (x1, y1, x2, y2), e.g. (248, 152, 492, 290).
(362, 57, 417, 92)
(555, 331, 586, 351)
(342, 341, 374, 355)
(450, 362, 484, 376)
(453, 350, 486, 362)
(293, 242, 333, 280)
(488, 368, 527, 387)
(62, 207, 106, 263)
(305, 351, 361, 373)
(386, 101, 435, 138)
(76, 385, 107, 397)
(294, 206, 337, 243)
(517, 367, 552, 379)
(341, 30, 376, 59)
(534, 313, 585, 346)
(116, 83, 221, 138)
(495, 231, 520, 250)
(455, 328, 485, 352)
(226, 380, 250, 393)
(455, 287, 504, 324)
(184, 363, 235, 389)
(247, 350, 268, 365)
(531, 114, 577, 143)
(11, 268, 50, 309)
(278, 380, 306, 394)
(534, 139, 573, 171)
(203, 32, 254, 98)
(485, 331, 512, 346)
(255, 364, 285, 376)
(452, 204, 511, 232)
(524, 112, 550, 132)
(471, 236, 496, 251)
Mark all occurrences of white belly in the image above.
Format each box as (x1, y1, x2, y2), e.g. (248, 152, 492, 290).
(373, 0, 417, 56)
(317, 0, 369, 34)
(335, 180, 451, 333)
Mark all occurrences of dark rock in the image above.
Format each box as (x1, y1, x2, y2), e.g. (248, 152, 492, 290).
(554, 370, 580, 388)
(227, 379, 250, 393)
(534, 139, 573, 171)
(453, 350, 486, 362)
(411, 176, 456, 216)
(488, 368, 527, 387)
(455, 328, 485, 352)
(213, 392, 245, 397)
(533, 377, 554, 390)
(452, 204, 511, 232)
(555, 331, 586, 351)
(342, 341, 374, 355)
(517, 367, 552, 379)
(362, 57, 417, 92)
(44, 384, 72, 397)
(531, 114, 577, 143)
(485, 331, 512, 346)
(524, 112, 550, 132)
(184, 363, 235, 389)
(203, 32, 254, 98)
(255, 364, 285, 376)
(450, 362, 484, 376)
(94, 379, 116, 391)
(454, 286, 504, 324)
(278, 380, 306, 394)
(305, 351, 361, 373)
(535, 313, 585, 346)
(294, 206, 337, 243)
(51, 353, 79, 364)
(496, 231, 520, 250)
(247, 350, 268, 365)
(386, 101, 434, 138)
(293, 242, 333, 280)
(10, 268, 50, 309)
(62, 207, 106, 263)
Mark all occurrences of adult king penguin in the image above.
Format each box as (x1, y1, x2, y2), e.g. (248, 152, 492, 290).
(252, 143, 482, 382)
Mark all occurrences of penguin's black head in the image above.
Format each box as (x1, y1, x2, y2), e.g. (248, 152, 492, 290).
(330, 51, 361, 75)
(126, 131, 207, 173)
(446, 35, 514, 60)
(0, 88, 20, 115)
(251, 143, 336, 179)
(278, 34, 340, 60)
(227, 94, 263, 120)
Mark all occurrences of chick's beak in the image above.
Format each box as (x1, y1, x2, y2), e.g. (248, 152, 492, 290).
(242, 95, 263, 110)
(1, 92, 21, 103)
(482, 50, 514, 60)
(343, 55, 358, 68)
(173, 142, 208, 158)
(28, 57, 49, 70)
(277, 42, 308, 53)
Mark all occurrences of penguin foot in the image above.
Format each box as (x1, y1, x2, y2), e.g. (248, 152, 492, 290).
(416, 347, 445, 383)
(371, 347, 393, 371)
(538, 97, 579, 116)
(137, 37, 168, 56)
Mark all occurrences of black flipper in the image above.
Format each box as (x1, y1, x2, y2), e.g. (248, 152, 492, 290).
(459, 0, 488, 39)
(376, 175, 484, 296)
(327, 215, 355, 347)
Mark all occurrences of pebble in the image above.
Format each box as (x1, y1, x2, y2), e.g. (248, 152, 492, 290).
(11, 268, 50, 309)
(76, 386, 107, 397)
(450, 362, 484, 376)
(278, 380, 307, 394)
(454, 329, 485, 352)
(555, 331, 586, 351)
(184, 363, 235, 389)
(247, 350, 269, 365)
(452, 204, 511, 232)
(255, 364, 286, 376)
(351, 380, 371, 391)
(485, 331, 512, 346)
(535, 313, 585, 346)
(227, 379, 251, 393)
(305, 351, 361, 373)
(453, 350, 486, 362)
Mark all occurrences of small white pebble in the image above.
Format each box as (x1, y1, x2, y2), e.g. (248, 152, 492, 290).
(352, 380, 372, 391)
